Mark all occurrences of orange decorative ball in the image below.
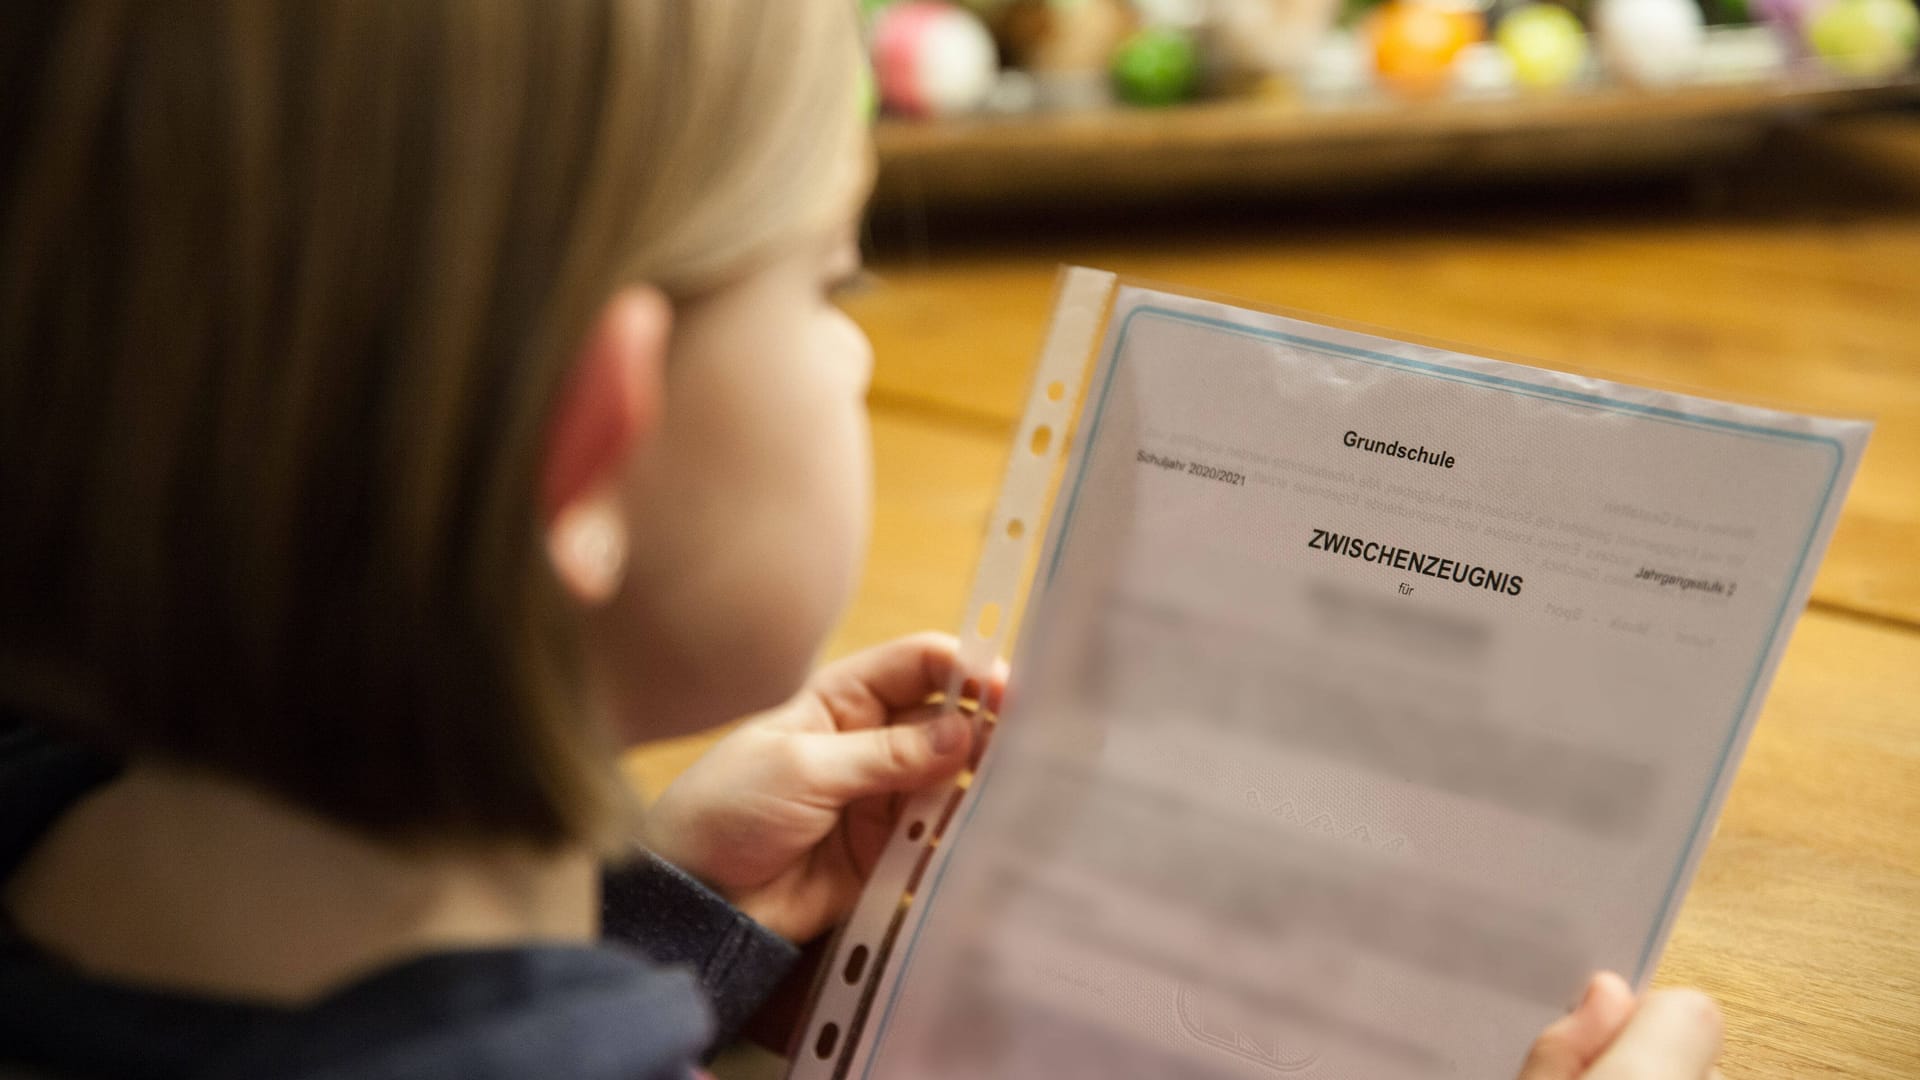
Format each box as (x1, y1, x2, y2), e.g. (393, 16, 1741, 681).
(1370, 2, 1484, 96)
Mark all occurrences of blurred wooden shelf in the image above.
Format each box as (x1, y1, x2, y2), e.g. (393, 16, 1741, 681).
(872, 73, 1920, 207)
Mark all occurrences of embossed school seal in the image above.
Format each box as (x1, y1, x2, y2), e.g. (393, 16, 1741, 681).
(1174, 983, 1321, 1073)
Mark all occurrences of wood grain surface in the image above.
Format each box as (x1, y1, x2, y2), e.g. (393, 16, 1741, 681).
(634, 113, 1920, 1078)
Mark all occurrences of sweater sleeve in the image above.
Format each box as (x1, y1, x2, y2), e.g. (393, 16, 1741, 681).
(0, 713, 121, 879)
(600, 850, 799, 1052)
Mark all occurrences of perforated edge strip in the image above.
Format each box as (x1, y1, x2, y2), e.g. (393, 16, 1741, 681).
(784, 266, 1117, 1079)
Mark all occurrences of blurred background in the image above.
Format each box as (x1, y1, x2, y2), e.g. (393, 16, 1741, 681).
(631, 2, 1920, 1076)
(857, 0, 1919, 208)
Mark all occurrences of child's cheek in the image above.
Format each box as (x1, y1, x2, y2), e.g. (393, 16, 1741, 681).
(837, 310, 875, 396)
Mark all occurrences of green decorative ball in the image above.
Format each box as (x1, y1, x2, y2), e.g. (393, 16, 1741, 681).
(1111, 28, 1200, 107)
(1808, 0, 1919, 77)
(1498, 4, 1589, 88)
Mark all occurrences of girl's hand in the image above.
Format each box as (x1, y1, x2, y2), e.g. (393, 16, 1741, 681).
(641, 632, 1002, 944)
(1518, 972, 1725, 1080)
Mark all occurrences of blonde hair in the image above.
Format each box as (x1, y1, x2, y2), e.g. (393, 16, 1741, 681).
(0, 0, 865, 850)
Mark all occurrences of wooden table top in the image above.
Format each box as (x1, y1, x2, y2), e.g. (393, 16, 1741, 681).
(632, 113, 1920, 1078)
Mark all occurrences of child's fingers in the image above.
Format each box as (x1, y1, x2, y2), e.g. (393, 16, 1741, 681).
(811, 632, 1008, 728)
(1583, 988, 1723, 1080)
(1516, 972, 1637, 1080)
(811, 632, 957, 727)
(796, 706, 973, 802)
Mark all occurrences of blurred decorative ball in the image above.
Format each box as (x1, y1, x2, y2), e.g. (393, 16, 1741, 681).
(1134, 0, 1210, 27)
(1302, 30, 1374, 99)
(1752, 0, 1822, 52)
(1497, 4, 1590, 88)
(872, 1, 1000, 117)
(999, 0, 1135, 74)
(996, 0, 1134, 109)
(1696, 24, 1790, 82)
(1807, 0, 1919, 75)
(1111, 27, 1202, 105)
(1370, 2, 1485, 96)
(1207, 0, 1346, 92)
(1594, 0, 1706, 86)
(1454, 41, 1521, 94)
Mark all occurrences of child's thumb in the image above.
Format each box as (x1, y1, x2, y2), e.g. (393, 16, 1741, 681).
(803, 710, 972, 802)
(1517, 972, 1637, 1080)
(1583, 988, 1722, 1080)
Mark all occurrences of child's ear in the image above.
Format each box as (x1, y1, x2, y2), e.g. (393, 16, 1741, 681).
(542, 286, 670, 605)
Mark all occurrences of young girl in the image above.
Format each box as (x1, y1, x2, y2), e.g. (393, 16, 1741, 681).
(0, 2, 1723, 1077)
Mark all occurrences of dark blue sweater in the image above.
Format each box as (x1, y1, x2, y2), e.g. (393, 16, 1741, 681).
(0, 717, 799, 1079)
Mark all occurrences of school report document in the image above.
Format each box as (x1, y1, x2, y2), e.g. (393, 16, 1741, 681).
(794, 276, 1869, 1080)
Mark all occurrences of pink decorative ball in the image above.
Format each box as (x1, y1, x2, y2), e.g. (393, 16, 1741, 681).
(872, 2, 999, 118)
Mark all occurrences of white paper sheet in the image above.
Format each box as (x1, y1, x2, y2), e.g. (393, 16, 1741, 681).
(803, 281, 1868, 1080)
